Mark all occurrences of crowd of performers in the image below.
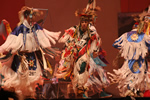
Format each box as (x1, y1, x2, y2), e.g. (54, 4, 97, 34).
(1, 0, 150, 99)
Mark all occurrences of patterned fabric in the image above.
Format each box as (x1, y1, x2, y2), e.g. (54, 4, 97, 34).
(108, 29, 150, 97)
(0, 19, 60, 97)
(56, 24, 109, 96)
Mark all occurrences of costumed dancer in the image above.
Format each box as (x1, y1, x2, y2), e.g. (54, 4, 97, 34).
(81, 0, 111, 98)
(108, 5, 150, 97)
(141, 5, 150, 97)
(55, 13, 91, 98)
(55, 0, 111, 98)
(0, 6, 61, 99)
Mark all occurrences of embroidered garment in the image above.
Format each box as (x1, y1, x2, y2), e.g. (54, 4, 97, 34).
(0, 19, 60, 97)
(108, 29, 150, 97)
(56, 24, 109, 96)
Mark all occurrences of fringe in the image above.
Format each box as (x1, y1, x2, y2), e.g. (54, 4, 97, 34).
(72, 54, 89, 91)
(114, 33, 149, 60)
(84, 57, 109, 92)
(108, 60, 147, 97)
(0, 29, 60, 54)
(0, 54, 43, 97)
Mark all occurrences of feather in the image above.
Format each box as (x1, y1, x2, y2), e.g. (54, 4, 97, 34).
(0, 19, 11, 40)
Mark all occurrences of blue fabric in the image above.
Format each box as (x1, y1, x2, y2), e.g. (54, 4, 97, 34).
(26, 52, 37, 70)
(145, 41, 150, 51)
(90, 53, 106, 67)
(127, 31, 145, 42)
(11, 52, 37, 72)
(11, 55, 20, 72)
(11, 23, 43, 36)
(112, 37, 122, 49)
(113, 31, 147, 74)
(128, 56, 144, 73)
(113, 31, 145, 49)
(10, 23, 42, 48)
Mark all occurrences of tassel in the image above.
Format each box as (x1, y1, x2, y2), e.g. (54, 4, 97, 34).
(46, 59, 53, 75)
(137, 21, 144, 34)
(146, 22, 150, 35)
(39, 47, 47, 69)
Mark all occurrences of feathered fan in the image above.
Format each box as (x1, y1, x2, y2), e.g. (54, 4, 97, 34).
(0, 19, 11, 40)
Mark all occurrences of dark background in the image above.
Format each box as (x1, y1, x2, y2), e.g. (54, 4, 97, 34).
(0, 0, 150, 97)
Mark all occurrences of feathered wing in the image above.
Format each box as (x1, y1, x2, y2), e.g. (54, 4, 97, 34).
(0, 19, 11, 40)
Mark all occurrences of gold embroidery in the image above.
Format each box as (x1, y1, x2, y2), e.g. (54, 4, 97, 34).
(131, 33, 138, 41)
(132, 61, 139, 72)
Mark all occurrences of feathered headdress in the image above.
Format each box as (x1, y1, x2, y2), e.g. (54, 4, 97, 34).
(0, 19, 12, 40)
(75, 0, 101, 25)
(18, 6, 43, 26)
(137, 5, 150, 35)
(139, 5, 150, 21)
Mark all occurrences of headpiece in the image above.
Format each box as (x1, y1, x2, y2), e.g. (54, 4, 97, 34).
(18, 6, 43, 26)
(75, 0, 101, 25)
(137, 5, 150, 35)
(0, 19, 12, 40)
(139, 5, 150, 21)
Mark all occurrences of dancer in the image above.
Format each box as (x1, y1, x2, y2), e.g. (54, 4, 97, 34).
(108, 5, 150, 97)
(55, 0, 111, 98)
(81, 0, 111, 98)
(0, 6, 60, 99)
(56, 13, 92, 98)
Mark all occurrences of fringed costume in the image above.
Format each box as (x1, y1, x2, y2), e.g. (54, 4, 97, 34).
(56, 23, 100, 94)
(108, 5, 150, 97)
(0, 6, 60, 98)
(84, 24, 110, 97)
(108, 28, 150, 97)
(55, 0, 111, 98)
(56, 23, 110, 98)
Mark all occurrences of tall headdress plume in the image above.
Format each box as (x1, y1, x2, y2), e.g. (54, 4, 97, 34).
(137, 5, 150, 35)
(75, 0, 101, 25)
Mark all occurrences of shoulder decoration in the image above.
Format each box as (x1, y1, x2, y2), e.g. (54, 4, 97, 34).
(131, 33, 138, 41)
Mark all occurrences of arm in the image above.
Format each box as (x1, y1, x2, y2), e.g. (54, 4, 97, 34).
(58, 27, 76, 43)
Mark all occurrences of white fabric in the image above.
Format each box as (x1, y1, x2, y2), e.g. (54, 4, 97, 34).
(0, 19, 60, 97)
(108, 30, 150, 97)
(72, 54, 89, 90)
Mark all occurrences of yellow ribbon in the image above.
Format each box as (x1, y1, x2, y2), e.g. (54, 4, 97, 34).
(46, 59, 53, 74)
(146, 22, 150, 35)
(64, 70, 72, 79)
(5, 22, 12, 34)
(39, 47, 47, 70)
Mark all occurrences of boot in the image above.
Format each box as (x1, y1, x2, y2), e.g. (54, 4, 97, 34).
(83, 94, 88, 99)
(99, 90, 112, 98)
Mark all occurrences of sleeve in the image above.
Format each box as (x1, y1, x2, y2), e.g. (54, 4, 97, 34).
(88, 31, 101, 54)
(145, 35, 150, 51)
(0, 25, 24, 54)
(58, 26, 76, 43)
(112, 33, 126, 49)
